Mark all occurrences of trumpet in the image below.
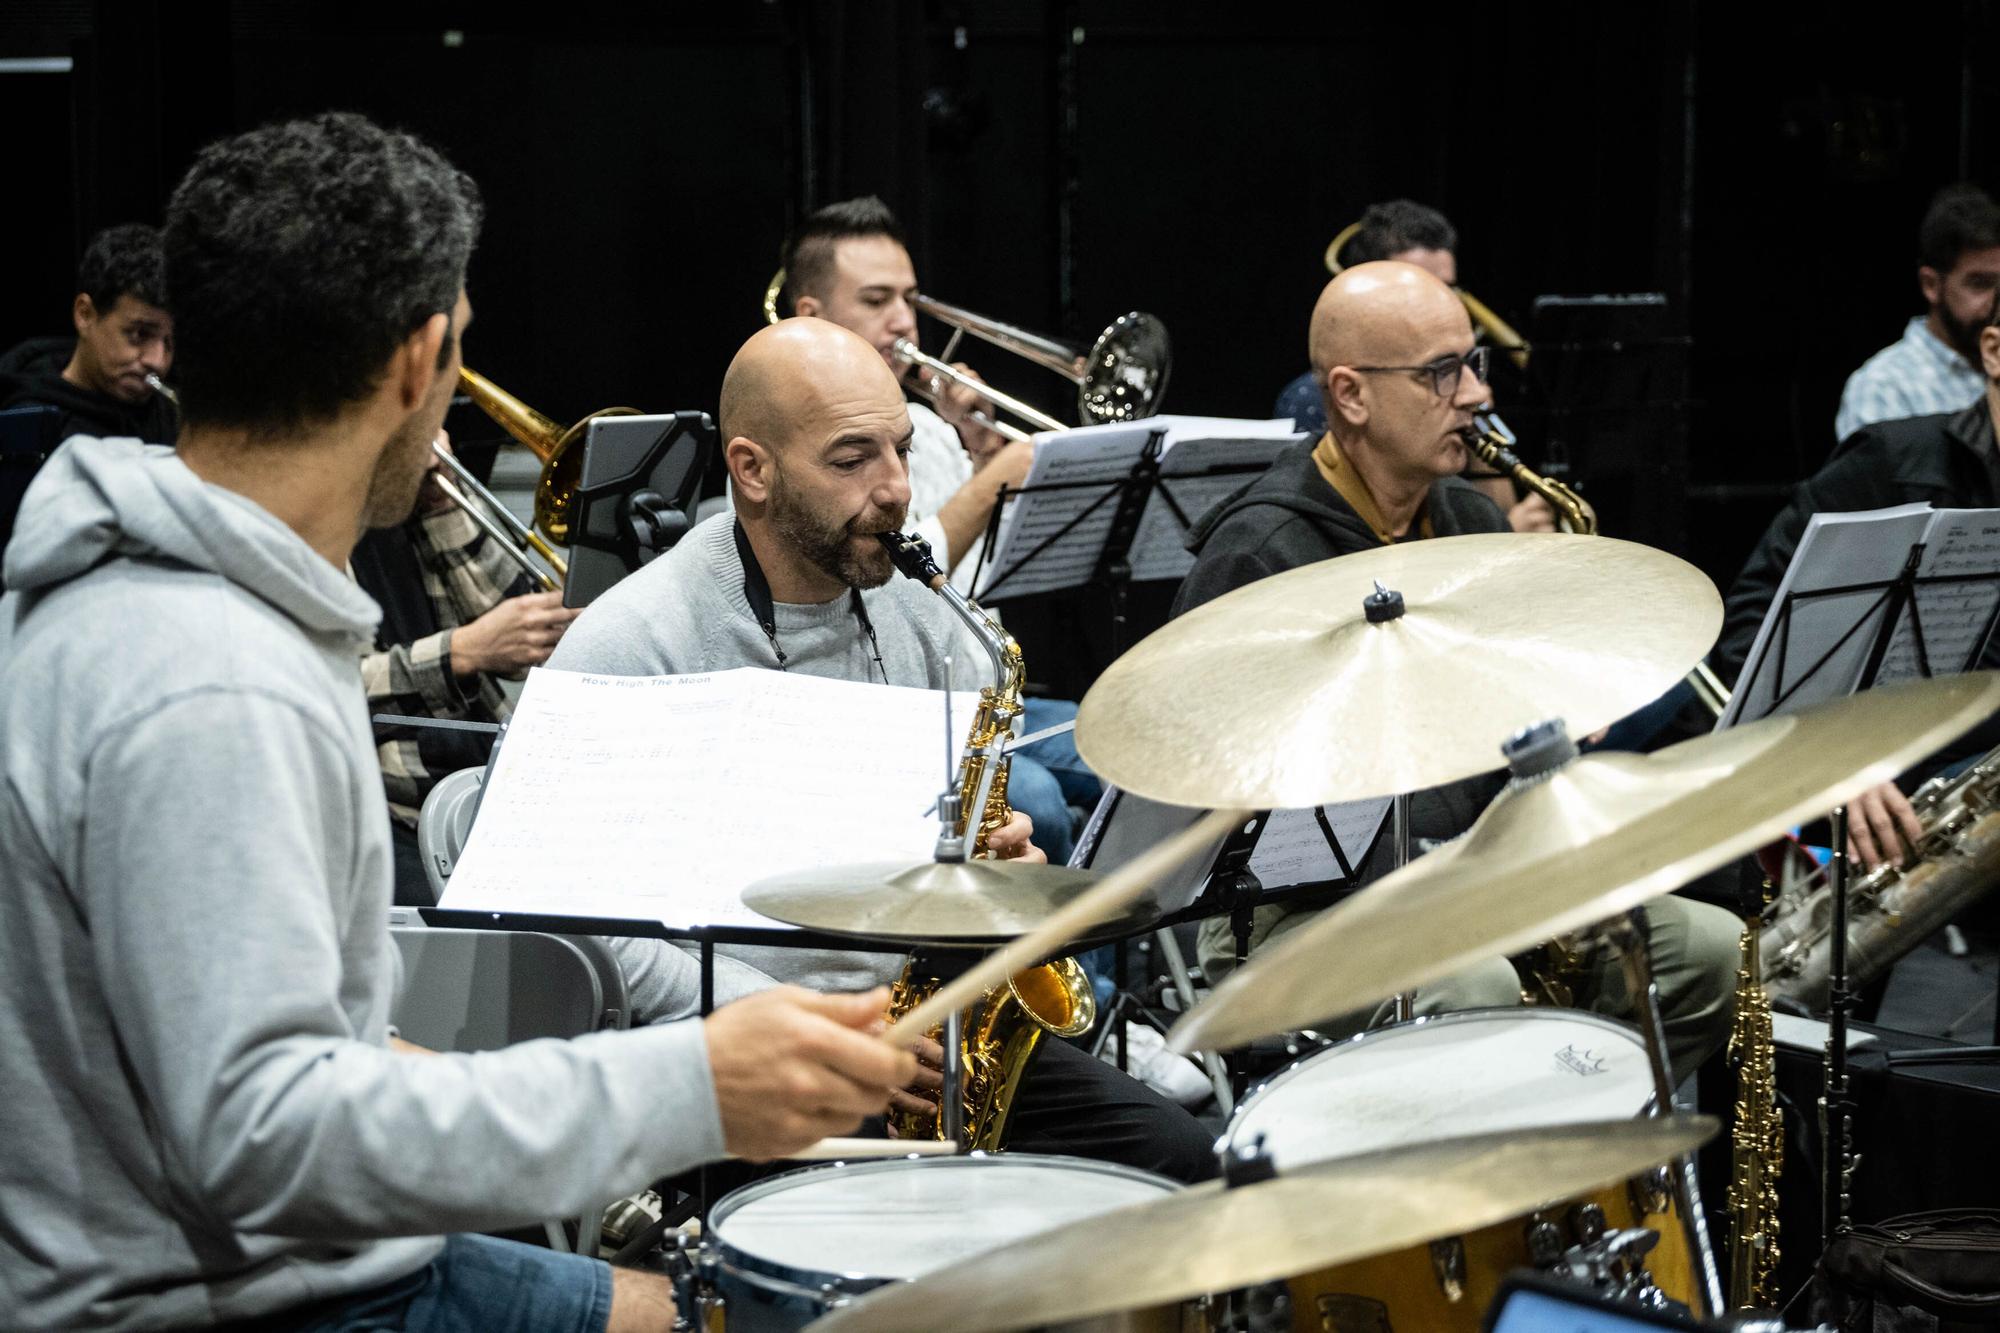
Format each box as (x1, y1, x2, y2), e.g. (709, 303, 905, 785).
(1326, 219, 1531, 370)
(762, 270, 1171, 443)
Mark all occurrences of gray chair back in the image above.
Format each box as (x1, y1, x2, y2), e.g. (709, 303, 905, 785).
(416, 766, 485, 902)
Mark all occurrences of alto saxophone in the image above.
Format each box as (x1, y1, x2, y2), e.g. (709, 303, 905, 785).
(1727, 881, 1783, 1310)
(1461, 410, 1732, 718)
(1762, 742, 2000, 1007)
(876, 531, 1096, 1150)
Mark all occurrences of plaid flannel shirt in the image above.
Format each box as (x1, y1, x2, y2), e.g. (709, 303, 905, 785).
(1835, 316, 1985, 443)
(357, 504, 533, 826)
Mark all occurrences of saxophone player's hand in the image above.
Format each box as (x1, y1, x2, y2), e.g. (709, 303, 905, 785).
(704, 985, 916, 1160)
(983, 810, 1047, 863)
(1846, 781, 1922, 871)
(885, 1036, 947, 1127)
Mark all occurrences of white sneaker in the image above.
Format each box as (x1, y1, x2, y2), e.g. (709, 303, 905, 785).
(1104, 1021, 1211, 1108)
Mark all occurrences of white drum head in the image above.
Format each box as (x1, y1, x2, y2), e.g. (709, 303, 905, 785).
(1226, 1009, 1652, 1172)
(713, 1155, 1177, 1281)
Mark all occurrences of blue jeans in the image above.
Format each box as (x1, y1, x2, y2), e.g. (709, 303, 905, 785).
(277, 1234, 611, 1332)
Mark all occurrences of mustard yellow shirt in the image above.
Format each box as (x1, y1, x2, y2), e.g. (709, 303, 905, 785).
(1311, 433, 1433, 544)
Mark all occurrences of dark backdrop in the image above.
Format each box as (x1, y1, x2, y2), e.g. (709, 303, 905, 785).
(2, 0, 1993, 682)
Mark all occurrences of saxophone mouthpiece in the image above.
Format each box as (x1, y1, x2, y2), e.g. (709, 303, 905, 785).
(878, 530, 948, 589)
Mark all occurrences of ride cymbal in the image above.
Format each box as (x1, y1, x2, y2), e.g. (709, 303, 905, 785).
(1077, 533, 1721, 809)
(1169, 671, 2000, 1054)
(811, 1114, 1717, 1333)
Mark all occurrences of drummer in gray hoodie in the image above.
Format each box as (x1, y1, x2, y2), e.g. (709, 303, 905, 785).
(0, 112, 912, 1333)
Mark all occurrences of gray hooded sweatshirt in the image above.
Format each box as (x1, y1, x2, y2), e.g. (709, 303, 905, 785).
(0, 438, 724, 1331)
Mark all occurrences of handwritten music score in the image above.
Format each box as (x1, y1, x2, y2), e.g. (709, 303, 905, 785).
(440, 668, 976, 931)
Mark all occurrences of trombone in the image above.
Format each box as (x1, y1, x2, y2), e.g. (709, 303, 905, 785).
(438, 367, 642, 593)
(1325, 220, 1531, 371)
(762, 270, 1171, 444)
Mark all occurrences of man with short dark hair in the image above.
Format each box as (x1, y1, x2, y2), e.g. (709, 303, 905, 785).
(551, 317, 1218, 1182)
(1181, 261, 1738, 1081)
(0, 112, 910, 1332)
(0, 222, 177, 445)
(1835, 183, 2000, 441)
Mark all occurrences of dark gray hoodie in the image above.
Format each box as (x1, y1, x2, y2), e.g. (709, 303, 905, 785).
(0, 437, 723, 1330)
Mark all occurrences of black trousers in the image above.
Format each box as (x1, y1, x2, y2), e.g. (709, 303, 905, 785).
(1003, 1036, 1217, 1184)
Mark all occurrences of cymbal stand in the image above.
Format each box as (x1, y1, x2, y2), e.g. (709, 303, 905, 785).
(1609, 908, 1725, 1319)
(1389, 792, 1415, 1023)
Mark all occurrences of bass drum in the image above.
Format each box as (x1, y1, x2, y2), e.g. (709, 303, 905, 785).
(695, 1154, 1199, 1331)
(1223, 1008, 1694, 1332)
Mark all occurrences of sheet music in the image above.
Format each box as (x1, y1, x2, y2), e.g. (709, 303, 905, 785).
(1126, 427, 1302, 583)
(976, 416, 1300, 600)
(1720, 503, 1932, 728)
(1877, 507, 2000, 683)
(440, 668, 974, 930)
(1247, 799, 1393, 890)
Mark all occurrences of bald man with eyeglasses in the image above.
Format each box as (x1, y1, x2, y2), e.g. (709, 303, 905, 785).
(1170, 262, 1740, 1082)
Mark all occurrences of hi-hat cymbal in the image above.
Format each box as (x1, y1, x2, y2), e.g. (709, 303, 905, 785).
(810, 1114, 1716, 1333)
(743, 858, 1121, 943)
(1169, 671, 2000, 1054)
(1077, 533, 1721, 809)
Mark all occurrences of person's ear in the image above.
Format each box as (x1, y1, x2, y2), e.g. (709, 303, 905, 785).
(1326, 367, 1369, 428)
(71, 293, 97, 335)
(1918, 265, 1944, 308)
(391, 312, 451, 411)
(728, 435, 774, 503)
(794, 293, 822, 319)
(1981, 324, 2000, 382)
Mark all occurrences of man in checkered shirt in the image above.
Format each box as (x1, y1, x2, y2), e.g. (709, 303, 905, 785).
(350, 430, 578, 903)
(1835, 183, 2000, 442)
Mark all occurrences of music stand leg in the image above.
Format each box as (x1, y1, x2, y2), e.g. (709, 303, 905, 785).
(1156, 927, 1234, 1115)
(1612, 909, 1725, 1319)
(1390, 792, 1416, 1024)
(943, 1009, 966, 1148)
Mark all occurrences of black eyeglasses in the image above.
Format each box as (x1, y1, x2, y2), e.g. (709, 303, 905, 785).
(1349, 345, 1491, 398)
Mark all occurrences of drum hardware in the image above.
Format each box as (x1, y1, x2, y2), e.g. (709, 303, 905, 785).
(762, 268, 1171, 444)
(1727, 874, 1783, 1311)
(1075, 532, 1724, 810)
(1164, 672, 2000, 1056)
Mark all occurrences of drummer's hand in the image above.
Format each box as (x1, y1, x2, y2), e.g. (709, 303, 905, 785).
(886, 1035, 947, 1122)
(983, 810, 1046, 863)
(1846, 781, 1922, 871)
(704, 985, 916, 1161)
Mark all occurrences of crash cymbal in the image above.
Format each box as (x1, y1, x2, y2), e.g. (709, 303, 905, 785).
(811, 1114, 1717, 1333)
(743, 858, 1124, 943)
(1169, 671, 2000, 1054)
(1077, 533, 1721, 808)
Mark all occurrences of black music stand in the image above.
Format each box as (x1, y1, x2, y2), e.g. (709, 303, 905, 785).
(967, 427, 1273, 652)
(1732, 533, 2000, 1241)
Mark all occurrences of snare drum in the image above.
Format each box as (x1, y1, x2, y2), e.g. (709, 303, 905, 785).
(1223, 1008, 1693, 1331)
(693, 1154, 1196, 1331)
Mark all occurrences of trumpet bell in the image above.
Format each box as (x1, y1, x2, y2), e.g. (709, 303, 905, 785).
(1079, 311, 1171, 426)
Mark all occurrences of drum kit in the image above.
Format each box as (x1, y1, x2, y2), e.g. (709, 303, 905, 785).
(685, 532, 2000, 1331)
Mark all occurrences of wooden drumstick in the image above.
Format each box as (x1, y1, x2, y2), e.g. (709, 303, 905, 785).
(879, 806, 1247, 1048)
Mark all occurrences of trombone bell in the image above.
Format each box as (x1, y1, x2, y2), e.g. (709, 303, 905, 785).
(456, 366, 640, 547)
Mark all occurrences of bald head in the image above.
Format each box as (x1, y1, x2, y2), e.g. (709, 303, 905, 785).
(1308, 260, 1471, 380)
(720, 318, 906, 456)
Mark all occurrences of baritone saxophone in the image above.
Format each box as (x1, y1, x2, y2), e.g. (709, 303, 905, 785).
(875, 531, 1096, 1150)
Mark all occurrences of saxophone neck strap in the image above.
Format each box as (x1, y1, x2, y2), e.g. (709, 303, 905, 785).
(734, 516, 887, 683)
